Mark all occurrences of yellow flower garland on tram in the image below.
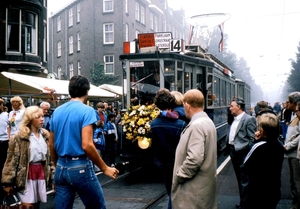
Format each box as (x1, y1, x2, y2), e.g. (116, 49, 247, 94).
(122, 104, 160, 149)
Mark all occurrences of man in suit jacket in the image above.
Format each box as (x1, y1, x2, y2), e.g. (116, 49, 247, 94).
(227, 97, 257, 209)
(171, 89, 217, 209)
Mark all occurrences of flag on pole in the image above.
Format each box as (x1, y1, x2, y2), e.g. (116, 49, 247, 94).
(188, 25, 194, 44)
(219, 22, 224, 52)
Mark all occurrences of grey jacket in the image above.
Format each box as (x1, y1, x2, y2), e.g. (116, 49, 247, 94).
(226, 113, 256, 152)
(171, 111, 217, 209)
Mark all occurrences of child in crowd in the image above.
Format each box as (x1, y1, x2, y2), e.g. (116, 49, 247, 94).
(104, 114, 118, 167)
(93, 120, 106, 153)
(93, 120, 106, 172)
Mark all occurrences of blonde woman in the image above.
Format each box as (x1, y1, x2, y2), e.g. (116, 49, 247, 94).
(1, 106, 54, 209)
(7, 96, 26, 139)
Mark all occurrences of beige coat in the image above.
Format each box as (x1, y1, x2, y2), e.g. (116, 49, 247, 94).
(171, 111, 217, 209)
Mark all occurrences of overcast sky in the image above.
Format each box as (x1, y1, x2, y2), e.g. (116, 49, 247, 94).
(48, 0, 300, 103)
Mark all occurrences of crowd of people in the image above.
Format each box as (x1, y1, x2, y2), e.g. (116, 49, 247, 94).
(1, 74, 300, 209)
(0, 75, 119, 209)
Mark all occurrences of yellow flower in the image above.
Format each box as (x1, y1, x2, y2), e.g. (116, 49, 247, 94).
(122, 104, 160, 148)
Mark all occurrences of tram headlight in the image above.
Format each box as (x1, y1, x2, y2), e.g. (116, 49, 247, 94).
(138, 137, 150, 149)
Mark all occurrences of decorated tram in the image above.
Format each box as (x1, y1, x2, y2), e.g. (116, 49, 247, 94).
(119, 31, 251, 165)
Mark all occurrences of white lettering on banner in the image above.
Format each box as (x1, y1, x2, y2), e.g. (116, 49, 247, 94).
(130, 62, 144, 67)
(154, 32, 172, 49)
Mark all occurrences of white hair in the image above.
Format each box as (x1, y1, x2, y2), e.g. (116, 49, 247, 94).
(40, 101, 50, 108)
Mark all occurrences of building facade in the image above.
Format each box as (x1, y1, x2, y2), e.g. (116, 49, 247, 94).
(48, 0, 187, 85)
(0, 0, 48, 74)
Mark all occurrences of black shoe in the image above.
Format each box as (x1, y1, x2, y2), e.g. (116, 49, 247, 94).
(236, 204, 241, 209)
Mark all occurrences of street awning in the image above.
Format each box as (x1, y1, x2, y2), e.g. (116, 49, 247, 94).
(99, 84, 124, 96)
(0, 71, 116, 99)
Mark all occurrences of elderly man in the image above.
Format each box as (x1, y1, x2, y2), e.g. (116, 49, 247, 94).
(171, 89, 217, 209)
(40, 101, 51, 131)
(227, 97, 257, 209)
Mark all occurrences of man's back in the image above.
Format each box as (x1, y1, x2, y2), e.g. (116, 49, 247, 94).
(50, 100, 96, 157)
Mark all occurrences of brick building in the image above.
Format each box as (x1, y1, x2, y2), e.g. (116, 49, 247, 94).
(48, 0, 187, 85)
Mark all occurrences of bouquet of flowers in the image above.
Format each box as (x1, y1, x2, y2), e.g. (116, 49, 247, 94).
(122, 104, 160, 149)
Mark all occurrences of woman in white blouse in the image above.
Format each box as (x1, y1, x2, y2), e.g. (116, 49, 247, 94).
(7, 96, 25, 139)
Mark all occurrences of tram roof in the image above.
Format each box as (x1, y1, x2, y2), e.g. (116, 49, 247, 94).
(119, 51, 234, 75)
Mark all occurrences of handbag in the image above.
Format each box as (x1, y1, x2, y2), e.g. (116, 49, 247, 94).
(1, 194, 33, 209)
(1, 194, 21, 209)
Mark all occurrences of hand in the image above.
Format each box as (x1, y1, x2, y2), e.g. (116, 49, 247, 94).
(3, 186, 13, 196)
(103, 166, 119, 180)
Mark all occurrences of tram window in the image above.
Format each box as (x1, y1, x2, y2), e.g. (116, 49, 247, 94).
(177, 61, 182, 69)
(231, 84, 235, 101)
(184, 72, 189, 92)
(220, 80, 226, 106)
(196, 74, 203, 92)
(129, 60, 160, 105)
(213, 77, 220, 106)
(177, 70, 183, 93)
(237, 84, 244, 98)
(164, 60, 175, 91)
(207, 74, 213, 107)
(226, 82, 231, 105)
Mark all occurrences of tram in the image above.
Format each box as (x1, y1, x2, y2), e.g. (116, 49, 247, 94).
(119, 32, 251, 165)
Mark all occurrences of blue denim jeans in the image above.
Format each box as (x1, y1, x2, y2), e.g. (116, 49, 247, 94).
(54, 156, 106, 209)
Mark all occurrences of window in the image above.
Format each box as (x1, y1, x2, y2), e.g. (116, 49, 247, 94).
(77, 32, 80, 51)
(44, 25, 47, 61)
(69, 63, 74, 78)
(150, 13, 153, 30)
(141, 6, 145, 24)
(104, 55, 114, 74)
(103, 0, 113, 12)
(69, 36, 73, 54)
(68, 8, 73, 27)
(57, 15, 61, 32)
(77, 61, 81, 75)
(58, 67, 62, 79)
(125, 0, 128, 13)
(24, 12, 37, 54)
(57, 41, 61, 57)
(6, 8, 20, 52)
(103, 23, 114, 44)
(135, 2, 139, 21)
(125, 24, 129, 41)
(154, 16, 158, 31)
(77, 4, 80, 22)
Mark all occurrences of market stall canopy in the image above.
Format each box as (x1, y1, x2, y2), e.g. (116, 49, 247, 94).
(0, 72, 116, 99)
(99, 84, 124, 96)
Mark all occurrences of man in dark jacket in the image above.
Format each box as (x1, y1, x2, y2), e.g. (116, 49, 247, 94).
(150, 88, 187, 209)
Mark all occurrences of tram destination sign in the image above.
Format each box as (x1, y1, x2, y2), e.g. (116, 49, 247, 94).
(138, 32, 172, 50)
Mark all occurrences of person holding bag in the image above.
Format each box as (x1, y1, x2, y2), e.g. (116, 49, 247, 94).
(1, 106, 55, 209)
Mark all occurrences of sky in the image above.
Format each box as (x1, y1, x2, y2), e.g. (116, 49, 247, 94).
(48, 0, 300, 104)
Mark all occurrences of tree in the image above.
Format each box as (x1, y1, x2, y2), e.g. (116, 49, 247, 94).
(286, 42, 300, 92)
(90, 61, 121, 86)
